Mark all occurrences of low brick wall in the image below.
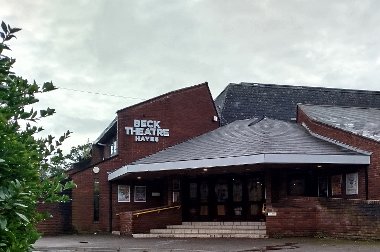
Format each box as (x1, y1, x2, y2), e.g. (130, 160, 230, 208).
(266, 197, 380, 239)
(37, 201, 72, 235)
(119, 205, 182, 235)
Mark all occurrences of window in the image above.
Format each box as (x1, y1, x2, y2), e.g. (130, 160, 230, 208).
(288, 176, 305, 196)
(93, 179, 100, 222)
(110, 139, 117, 156)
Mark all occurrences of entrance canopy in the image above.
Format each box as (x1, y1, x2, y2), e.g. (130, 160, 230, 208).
(109, 118, 370, 181)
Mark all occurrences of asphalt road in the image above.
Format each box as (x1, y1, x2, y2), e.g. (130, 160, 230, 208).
(33, 235, 380, 252)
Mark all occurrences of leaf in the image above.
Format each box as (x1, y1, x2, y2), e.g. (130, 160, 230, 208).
(1, 21, 7, 34)
(0, 32, 4, 39)
(16, 212, 29, 223)
(14, 203, 28, 208)
(10, 27, 21, 33)
(40, 109, 47, 117)
(42, 81, 56, 92)
(0, 218, 6, 230)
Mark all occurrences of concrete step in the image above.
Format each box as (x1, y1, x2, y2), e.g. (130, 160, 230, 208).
(181, 221, 265, 226)
(167, 224, 266, 230)
(133, 233, 268, 238)
(150, 228, 267, 234)
(133, 221, 267, 239)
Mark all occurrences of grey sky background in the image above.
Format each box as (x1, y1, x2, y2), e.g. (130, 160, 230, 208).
(2, 0, 380, 152)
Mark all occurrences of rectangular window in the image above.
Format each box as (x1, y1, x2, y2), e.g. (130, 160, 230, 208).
(288, 176, 305, 196)
(318, 176, 329, 197)
(93, 179, 100, 222)
(110, 139, 118, 156)
(134, 186, 146, 202)
(118, 185, 130, 202)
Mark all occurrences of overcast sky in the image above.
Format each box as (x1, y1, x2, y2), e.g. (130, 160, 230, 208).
(2, 0, 380, 152)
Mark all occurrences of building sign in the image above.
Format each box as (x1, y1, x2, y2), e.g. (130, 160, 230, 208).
(125, 119, 170, 142)
(346, 172, 358, 195)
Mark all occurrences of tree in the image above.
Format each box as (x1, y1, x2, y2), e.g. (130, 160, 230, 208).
(0, 21, 74, 251)
(65, 140, 92, 164)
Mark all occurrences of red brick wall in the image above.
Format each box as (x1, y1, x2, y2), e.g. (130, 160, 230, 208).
(297, 107, 380, 200)
(71, 83, 219, 233)
(37, 201, 72, 235)
(119, 205, 182, 235)
(266, 197, 380, 239)
(116, 83, 219, 164)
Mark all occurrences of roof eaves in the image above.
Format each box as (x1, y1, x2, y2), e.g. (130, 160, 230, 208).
(300, 105, 380, 144)
(301, 122, 372, 156)
(94, 117, 117, 144)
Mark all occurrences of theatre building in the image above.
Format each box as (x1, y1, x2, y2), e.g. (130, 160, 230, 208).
(40, 82, 380, 239)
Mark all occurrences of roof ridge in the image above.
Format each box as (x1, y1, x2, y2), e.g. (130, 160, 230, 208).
(117, 82, 209, 113)
(233, 82, 380, 94)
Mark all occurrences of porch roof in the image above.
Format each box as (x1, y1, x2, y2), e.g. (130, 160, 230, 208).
(299, 104, 380, 143)
(108, 118, 370, 181)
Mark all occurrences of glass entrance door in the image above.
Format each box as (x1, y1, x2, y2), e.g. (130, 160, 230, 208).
(182, 174, 265, 221)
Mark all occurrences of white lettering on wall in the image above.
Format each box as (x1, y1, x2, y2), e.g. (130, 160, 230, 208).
(125, 119, 170, 142)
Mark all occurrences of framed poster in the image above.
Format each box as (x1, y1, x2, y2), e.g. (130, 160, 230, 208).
(346, 172, 358, 195)
(118, 185, 130, 202)
(331, 174, 342, 196)
(134, 186, 146, 202)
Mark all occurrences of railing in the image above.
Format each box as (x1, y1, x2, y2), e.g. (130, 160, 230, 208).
(133, 205, 181, 218)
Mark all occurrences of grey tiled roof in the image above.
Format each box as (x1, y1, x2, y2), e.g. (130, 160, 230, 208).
(133, 118, 363, 165)
(215, 83, 380, 126)
(299, 105, 380, 142)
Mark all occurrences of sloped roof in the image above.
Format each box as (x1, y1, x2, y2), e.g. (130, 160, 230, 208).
(215, 83, 380, 125)
(299, 104, 380, 143)
(109, 118, 369, 180)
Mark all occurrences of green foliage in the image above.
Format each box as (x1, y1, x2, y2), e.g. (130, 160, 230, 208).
(0, 21, 74, 251)
(65, 141, 92, 165)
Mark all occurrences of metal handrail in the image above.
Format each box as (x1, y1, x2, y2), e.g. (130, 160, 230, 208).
(133, 205, 181, 218)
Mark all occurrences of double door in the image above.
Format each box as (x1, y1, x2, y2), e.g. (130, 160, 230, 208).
(182, 175, 265, 221)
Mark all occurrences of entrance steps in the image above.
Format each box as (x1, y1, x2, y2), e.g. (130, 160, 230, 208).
(133, 221, 267, 238)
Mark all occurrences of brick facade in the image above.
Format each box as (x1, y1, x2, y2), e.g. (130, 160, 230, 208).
(37, 201, 72, 235)
(70, 83, 219, 233)
(297, 107, 380, 200)
(267, 197, 380, 239)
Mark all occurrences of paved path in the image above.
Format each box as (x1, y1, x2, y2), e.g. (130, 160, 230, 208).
(33, 235, 380, 252)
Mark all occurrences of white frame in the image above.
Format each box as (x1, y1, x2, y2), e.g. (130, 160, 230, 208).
(134, 186, 146, 202)
(118, 185, 130, 202)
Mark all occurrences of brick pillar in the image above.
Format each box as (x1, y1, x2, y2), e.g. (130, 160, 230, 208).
(119, 212, 133, 236)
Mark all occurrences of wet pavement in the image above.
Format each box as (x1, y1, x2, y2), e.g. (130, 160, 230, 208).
(33, 235, 380, 252)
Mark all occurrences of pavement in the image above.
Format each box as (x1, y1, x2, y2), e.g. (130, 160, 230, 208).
(32, 235, 380, 252)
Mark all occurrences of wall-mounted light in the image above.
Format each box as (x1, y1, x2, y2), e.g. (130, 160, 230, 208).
(92, 166, 100, 174)
(137, 176, 142, 180)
